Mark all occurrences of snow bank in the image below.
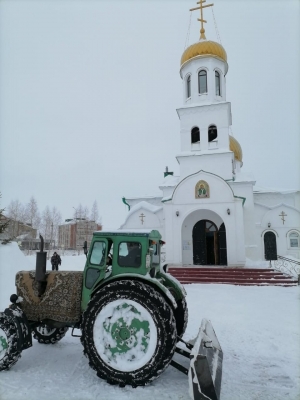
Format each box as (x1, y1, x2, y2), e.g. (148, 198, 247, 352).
(0, 243, 32, 308)
(0, 245, 87, 310)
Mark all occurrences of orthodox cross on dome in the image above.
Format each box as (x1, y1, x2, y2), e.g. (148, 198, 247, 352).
(190, 0, 214, 40)
(279, 211, 287, 225)
(139, 213, 145, 225)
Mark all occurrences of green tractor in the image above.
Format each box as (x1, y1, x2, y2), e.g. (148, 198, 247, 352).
(0, 230, 223, 400)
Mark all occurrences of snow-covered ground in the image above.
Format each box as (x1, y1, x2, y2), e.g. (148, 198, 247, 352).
(0, 243, 299, 400)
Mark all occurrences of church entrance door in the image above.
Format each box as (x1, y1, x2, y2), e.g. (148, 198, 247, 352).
(264, 231, 277, 260)
(192, 220, 227, 265)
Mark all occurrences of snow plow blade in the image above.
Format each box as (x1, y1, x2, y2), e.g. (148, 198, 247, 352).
(188, 319, 223, 400)
(170, 318, 223, 400)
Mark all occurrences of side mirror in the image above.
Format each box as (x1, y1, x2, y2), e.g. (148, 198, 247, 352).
(83, 241, 88, 258)
(149, 247, 154, 254)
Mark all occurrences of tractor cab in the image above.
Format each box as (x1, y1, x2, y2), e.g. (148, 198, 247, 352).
(81, 229, 166, 310)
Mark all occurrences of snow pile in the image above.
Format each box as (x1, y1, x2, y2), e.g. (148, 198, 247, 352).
(0, 242, 32, 308)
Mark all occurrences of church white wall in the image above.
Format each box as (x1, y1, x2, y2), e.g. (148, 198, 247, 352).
(258, 205, 300, 259)
(254, 192, 297, 208)
(120, 203, 164, 238)
(159, 174, 180, 201)
(229, 181, 258, 259)
(177, 153, 233, 181)
(160, 186, 175, 201)
(295, 192, 300, 209)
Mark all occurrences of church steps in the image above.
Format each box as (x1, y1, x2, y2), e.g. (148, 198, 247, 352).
(167, 267, 298, 286)
(177, 280, 297, 287)
(169, 273, 292, 279)
(168, 271, 291, 278)
(168, 267, 278, 272)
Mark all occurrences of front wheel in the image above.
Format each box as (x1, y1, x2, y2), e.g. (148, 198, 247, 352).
(32, 325, 69, 344)
(81, 280, 177, 387)
(0, 312, 22, 371)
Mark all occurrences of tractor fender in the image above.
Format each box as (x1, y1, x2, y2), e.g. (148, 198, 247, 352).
(91, 274, 178, 310)
(157, 270, 187, 299)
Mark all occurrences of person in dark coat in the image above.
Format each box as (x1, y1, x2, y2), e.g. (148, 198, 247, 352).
(51, 252, 61, 271)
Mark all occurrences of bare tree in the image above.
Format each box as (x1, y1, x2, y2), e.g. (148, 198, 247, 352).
(50, 206, 62, 248)
(0, 193, 10, 243)
(40, 206, 62, 251)
(73, 204, 85, 220)
(40, 206, 52, 241)
(90, 200, 100, 223)
(25, 197, 40, 230)
(6, 199, 26, 237)
(83, 206, 89, 219)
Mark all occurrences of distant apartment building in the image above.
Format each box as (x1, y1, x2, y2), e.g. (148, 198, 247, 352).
(58, 218, 102, 250)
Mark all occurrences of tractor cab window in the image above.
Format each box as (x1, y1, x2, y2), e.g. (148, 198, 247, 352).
(150, 241, 160, 266)
(118, 242, 142, 267)
(107, 240, 113, 266)
(90, 241, 107, 266)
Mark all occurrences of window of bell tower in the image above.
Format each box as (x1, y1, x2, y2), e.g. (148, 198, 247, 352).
(215, 71, 221, 96)
(208, 125, 217, 142)
(191, 127, 200, 143)
(198, 70, 207, 94)
(186, 75, 191, 98)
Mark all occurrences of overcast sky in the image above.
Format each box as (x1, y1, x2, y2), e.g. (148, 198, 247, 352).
(0, 0, 299, 230)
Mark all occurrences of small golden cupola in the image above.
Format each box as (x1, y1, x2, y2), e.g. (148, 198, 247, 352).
(181, 41, 227, 68)
(229, 135, 243, 164)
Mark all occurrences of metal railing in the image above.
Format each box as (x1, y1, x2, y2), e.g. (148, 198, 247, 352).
(270, 256, 300, 284)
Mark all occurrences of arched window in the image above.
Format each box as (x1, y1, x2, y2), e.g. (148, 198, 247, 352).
(191, 127, 200, 143)
(215, 71, 221, 96)
(289, 232, 299, 248)
(208, 125, 217, 142)
(186, 75, 191, 98)
(198, 70, 207, 94)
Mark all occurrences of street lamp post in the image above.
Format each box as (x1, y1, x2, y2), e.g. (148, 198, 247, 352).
(73, 207, 79, 255)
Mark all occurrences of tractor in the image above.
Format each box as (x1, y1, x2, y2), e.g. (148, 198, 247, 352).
(0, 230, 223, 400)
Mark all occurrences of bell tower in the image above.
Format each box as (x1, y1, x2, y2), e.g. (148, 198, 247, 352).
(176, 0, 235, 181)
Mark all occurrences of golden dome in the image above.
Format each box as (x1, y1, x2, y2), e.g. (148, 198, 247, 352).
(229, 135, 243, 162)
(181, 40, 227, 67)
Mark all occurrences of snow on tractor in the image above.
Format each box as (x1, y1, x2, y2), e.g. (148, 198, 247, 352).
(0, 230, 223, 400)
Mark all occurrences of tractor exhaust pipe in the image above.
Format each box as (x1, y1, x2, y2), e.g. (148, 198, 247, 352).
(35, 234, 47, 296)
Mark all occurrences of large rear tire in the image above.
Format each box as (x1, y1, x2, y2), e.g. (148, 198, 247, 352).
(81, 280, 177, 387)
(32, 325, 69, 344)
(0, 312, 22, 371)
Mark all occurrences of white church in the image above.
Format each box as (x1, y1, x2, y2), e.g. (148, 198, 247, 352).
(120, 3, 300, 267)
